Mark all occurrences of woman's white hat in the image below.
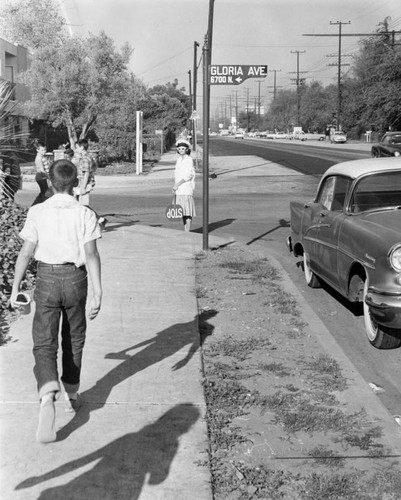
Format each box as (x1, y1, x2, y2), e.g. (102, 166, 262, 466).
(176, 138, 190, 147)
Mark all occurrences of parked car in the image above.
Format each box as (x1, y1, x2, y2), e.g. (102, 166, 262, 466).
(274, 132, 288, 140)
(371, 132, 401, 157)
(234, 130, 245, 139)
(292, 131, 325, 141)
(287, 157, 401, 349)
(256, 131, 268, 138)
(330, 130, 347, 143)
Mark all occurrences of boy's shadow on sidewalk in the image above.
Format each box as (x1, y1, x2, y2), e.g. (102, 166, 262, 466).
(57, 310, 217, 441)
(16, 404, 200, 500)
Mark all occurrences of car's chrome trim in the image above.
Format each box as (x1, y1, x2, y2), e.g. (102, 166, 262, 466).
(368, 286, 401, 297)
(303, 237, 376, 270)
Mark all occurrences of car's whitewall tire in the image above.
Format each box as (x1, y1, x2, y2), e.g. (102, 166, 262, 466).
(363, 280, 401, 349)
(303, 253, 321, 288)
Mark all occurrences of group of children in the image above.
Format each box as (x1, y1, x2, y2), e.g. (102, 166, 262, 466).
(9, 136, 196, 444)
(33, 139, 96, 207)
(10, 141, 103, 443)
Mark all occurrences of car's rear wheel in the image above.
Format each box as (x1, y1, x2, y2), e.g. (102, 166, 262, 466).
(303, 253, 321, 288)
(363, 281, 401, 349)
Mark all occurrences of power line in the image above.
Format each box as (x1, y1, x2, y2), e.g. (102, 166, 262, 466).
(137, 46, 192, 77)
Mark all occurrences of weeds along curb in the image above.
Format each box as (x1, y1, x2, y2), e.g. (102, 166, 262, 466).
(195, 243, 401, 498)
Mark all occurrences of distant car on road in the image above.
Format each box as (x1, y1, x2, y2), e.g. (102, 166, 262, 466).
(330, 131, 347, 144)
(371, 132, 401, 157)
(288, 157, 401, 349)
(235, 131, 245, 139)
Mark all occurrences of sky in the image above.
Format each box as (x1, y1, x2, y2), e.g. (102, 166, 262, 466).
(61, 0, 401, 121)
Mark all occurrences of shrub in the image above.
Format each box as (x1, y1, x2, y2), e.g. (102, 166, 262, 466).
(0, 199, 36, 316)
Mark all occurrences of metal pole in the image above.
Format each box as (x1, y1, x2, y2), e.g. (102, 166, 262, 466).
(202, 39, 209, 251)
(202, 0, 215, 251)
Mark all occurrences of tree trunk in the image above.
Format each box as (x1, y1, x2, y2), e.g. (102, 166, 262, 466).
(65, 111, 78, 149)
(79, 113, 97, 141)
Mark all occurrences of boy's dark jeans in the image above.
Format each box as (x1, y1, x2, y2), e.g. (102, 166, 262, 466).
(32, 173, 50, 206)
(32, 263, 87, 400)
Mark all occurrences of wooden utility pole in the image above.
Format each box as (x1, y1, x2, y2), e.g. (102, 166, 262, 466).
(330, 21, 351, 130)
(245, 87, 250, 132)
(269, 69, 281, 100)
(290, 51, 306, 126)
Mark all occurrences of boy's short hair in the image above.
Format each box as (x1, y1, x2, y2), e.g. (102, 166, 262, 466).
(76, 139, 89, 151)
(49, 160, 78, 192)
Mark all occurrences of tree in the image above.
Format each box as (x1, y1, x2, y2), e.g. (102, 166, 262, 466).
(299, 81, 336, 132)
(95, 74, 147, 159)
(341, 18, 401, 135)
(0, 0, 66, 49)
(265, 89, 297, 131)
(20, 31, 133, 147)
(146, 81, 191, 137)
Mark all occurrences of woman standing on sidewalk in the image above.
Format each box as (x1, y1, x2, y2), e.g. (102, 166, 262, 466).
(172, 139, 196, 232)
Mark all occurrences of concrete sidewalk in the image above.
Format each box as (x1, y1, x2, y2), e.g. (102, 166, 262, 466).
(0, 222, 229, 499)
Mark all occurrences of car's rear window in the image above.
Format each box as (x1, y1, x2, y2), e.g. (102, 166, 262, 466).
(351, 171, 401, 212)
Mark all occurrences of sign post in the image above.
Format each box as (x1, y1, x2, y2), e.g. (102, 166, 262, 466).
(155, 129, 163, 155)
(136, 110, 143, 175)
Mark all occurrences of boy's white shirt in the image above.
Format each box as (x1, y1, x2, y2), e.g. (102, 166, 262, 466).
(20, 193, 101, 267)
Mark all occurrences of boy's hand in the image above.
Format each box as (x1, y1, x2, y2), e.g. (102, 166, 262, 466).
(88, 296, 101, 320)
(9, 291, 20, 309)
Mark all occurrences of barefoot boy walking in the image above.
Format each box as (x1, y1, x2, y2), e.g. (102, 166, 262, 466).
(10, 159, 102, 443)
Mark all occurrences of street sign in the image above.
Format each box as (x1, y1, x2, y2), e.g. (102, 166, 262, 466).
(210, 65, 268, 85)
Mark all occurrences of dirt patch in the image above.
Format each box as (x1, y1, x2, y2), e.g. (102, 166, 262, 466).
(195, 245, 401, 499)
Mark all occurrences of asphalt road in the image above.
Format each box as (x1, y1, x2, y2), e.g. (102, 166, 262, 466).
(206, 138, 401, 420)
(16, 137, 401, 419)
